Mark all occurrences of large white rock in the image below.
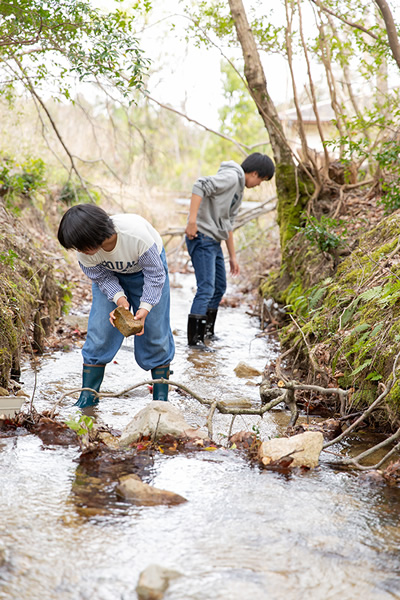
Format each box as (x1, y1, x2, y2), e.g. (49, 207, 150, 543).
(258, 431, 324, 469)
(119, 401, 208, 446)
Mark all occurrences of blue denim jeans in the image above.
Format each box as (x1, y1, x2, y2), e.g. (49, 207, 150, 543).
(186, 232, 227, 315)
(82, 249, 175, 371)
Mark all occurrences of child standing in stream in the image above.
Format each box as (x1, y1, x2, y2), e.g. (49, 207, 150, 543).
(57, 203, 175, 408)
(185, 152, 275, 349)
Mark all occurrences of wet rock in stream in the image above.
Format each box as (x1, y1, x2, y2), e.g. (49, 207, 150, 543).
(116, 474, 187, 506)
(119, 401, 209, 446)
(136, 564, 181, 600)
(258, 431, 324, 469)
(69, 447, 156, 517)
(233, 361, 262, 377)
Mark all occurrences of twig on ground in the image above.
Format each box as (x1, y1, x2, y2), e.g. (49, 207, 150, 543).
(206, 401, 218, 439)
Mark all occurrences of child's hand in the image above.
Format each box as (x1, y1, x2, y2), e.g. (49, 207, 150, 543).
(109, 296, 130, 327)
(133, 308, 148, 336)
(229, 258, 240, 277)
(185, 222, 198, 240)
(229, 257, 240, 276)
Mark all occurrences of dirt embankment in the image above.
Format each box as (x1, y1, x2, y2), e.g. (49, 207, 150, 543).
(0, 196, 84, 388)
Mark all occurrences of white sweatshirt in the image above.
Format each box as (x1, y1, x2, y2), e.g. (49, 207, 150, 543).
(77, 214, 165, 312)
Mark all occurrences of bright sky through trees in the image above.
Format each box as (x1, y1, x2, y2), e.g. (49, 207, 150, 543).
(91, 0, 296, 127)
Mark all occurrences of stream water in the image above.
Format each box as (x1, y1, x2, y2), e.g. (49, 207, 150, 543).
(1, 272, 400, 600)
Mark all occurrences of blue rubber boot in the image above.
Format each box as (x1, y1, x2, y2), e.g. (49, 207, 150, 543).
(151, 365, 171, 402)
(75, 364, 105, 409)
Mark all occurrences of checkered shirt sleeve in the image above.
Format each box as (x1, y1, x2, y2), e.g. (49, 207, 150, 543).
(78, 263, 124, 303)
(79, 243, 165, 307)
(137, 243, 166, 306)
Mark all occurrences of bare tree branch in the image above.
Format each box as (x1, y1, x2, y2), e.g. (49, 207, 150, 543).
(51, 378, 288, 422)
(160, 197, 277, 239)
(297, 0, 330, 172)
(140, 91, 248, 156)
(341, 426, 400, 468)
(310, 0, 380, 40)
(9, 57, 96, 202)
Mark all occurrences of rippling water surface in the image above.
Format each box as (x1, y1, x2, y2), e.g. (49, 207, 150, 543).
(1, 273, 400, 600)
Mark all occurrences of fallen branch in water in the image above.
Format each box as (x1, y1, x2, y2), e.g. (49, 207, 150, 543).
(338, 429, 400, 471)
(50, 378, 288, 426)
(263, 351, 400, 470)
(323, 350, 400, 451)
(50, 348, 400, 470)
(280, 380, 348, 418)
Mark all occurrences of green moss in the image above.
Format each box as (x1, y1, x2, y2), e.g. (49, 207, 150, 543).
(275, 162, 313, 252)
(371, 240, 397, 261)
(388, 381, 400, 409)
(261, 211, 400, 428)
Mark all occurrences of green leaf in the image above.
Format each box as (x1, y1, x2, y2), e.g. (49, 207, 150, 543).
(350, 359, 373, 377)
(366, 372, 383, 381)
(359, 286, 383, 302)
(65, 413, 93, 436)
(370, 323, 384, 337)
(65, 419, 81, 432)
(352, 323, 370, 334)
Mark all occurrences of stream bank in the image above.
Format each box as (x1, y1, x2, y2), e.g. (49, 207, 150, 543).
(261, 197, 400, 429)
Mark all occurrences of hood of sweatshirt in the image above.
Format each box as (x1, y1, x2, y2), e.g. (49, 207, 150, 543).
(218, 160, 245, 183)
(191, 160, 245, 241)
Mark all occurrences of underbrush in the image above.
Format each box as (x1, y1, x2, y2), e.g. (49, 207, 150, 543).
(265, 210, 400, 429)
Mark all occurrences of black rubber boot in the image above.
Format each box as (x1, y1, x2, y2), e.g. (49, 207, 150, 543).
(75, 364, 105, 409)
(187, 314, 214, 351)
(205, 308, 219, 339)
(151, 364, 171, 402)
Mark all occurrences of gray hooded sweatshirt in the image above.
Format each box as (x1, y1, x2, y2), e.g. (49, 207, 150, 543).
(191, 160, 245, 242)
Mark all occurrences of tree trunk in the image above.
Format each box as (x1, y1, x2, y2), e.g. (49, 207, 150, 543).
(374, 0, 400, 70)
(227, 0, 313, 253)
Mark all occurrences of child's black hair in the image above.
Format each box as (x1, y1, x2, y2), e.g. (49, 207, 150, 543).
(241, 152, 275, 180)
(57, 204, 116, 251)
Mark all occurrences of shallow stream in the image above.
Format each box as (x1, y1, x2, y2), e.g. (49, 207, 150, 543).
(1, 272, 400, 600)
